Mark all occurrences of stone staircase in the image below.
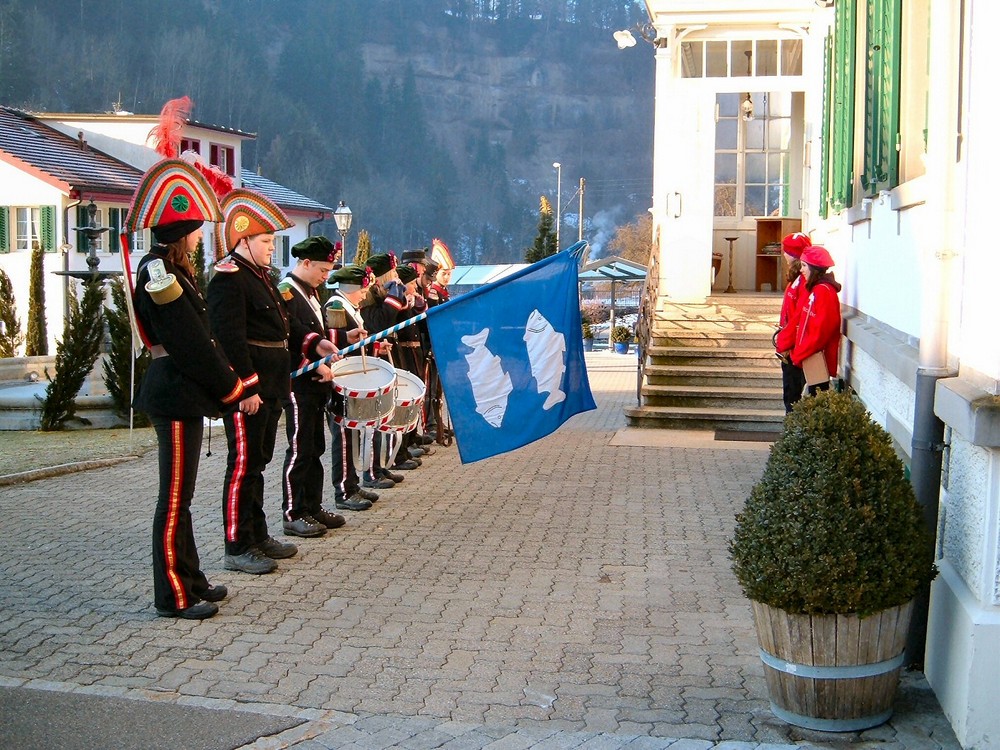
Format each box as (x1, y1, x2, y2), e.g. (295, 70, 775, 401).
(625, 294, 787, 433)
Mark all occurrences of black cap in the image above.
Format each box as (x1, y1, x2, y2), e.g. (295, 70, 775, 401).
(396, 265, 418, 284)
(366, 252, 397, 277)
(329, 264, 373, 290)
(151, 219, 203, 244)
(401, 248, 428, 264)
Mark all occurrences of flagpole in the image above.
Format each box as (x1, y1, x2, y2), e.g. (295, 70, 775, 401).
(290, 311, 429, 379)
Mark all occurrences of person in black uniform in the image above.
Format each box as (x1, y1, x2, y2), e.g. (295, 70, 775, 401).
(277, 236, 347, 538)
(324, 265, 377, 510)
(208, 189, 337, 574)
(125, 159, 245, 620)
(391, 263, 434, 461)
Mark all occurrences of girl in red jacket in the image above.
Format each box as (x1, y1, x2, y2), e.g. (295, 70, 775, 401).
(791, 245, 842, 396)
(774, 232, 811, 412)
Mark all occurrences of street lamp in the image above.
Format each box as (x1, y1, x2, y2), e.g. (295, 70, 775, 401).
(333, 200, 353, 262)
(552, 162, 561, 251)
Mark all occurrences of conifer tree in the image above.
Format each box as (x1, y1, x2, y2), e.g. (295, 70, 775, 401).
(25, 241, 47, 356)
(524, 196, 557, 263)
(103, 277, 150, 426)
(39, 279, 106, 430)
(355, 229, 372, 265)
(193, 238, 209, 294)
(0, 266, 24, 358)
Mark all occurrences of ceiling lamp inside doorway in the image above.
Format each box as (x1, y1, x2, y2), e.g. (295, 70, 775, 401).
(742, 50, 754, 121)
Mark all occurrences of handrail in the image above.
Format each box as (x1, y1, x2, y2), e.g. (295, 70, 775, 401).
(635, 240, 660, 405)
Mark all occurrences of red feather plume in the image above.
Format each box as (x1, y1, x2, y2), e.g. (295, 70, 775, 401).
(148, 96, 192, 158)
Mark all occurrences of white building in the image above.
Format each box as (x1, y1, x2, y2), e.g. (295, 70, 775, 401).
(638, 1, 998, 746)
(0, 106, 333, 353)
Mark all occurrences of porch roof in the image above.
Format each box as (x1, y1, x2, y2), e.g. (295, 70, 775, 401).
(578, 256, 647, 282)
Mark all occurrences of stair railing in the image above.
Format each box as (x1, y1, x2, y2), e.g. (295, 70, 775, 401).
(636, 244, 660, 405)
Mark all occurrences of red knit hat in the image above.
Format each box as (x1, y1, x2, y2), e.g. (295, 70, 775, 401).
(781, 232, 812, 258)
(801, 245, 835, 269)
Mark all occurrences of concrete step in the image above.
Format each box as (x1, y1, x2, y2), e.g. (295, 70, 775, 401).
(624, 404, 786, 432)
(645, 364, 782, 386)
(641, 384, 784, 410)
(652, 329, 775, 348)
(647, 346, 778, 364)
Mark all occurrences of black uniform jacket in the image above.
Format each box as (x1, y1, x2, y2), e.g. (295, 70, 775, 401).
(280, 273, 332, 397)
(133, 247, 244, 419)
(208, 253, 294, 401)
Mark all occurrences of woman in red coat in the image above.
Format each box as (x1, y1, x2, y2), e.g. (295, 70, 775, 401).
(791, 245, 842, 396)
(774, 232, 811, 412)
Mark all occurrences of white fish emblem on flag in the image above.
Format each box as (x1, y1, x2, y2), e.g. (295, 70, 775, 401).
(461, 328, 513, 428)
(523, 309, 567, 410)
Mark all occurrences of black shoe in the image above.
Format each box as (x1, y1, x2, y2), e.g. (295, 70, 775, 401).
(362, 477, 395, 489)
(156, 601, 219, 620)
(282, 516, 326, 538)
(312, 508, 346, 529)
(381, 468, 405, 482)
(392, 460, 419, 471)
(257, 536, 298, 559)
(408, 446, 425, 458)
(199, 584, 228, 602)
(335, 495, 373, 511)
(355, 487, 379, 502)
(417, 433, 434, 445)
(414, 444, 434, 457)
(224, 549, 277, 575)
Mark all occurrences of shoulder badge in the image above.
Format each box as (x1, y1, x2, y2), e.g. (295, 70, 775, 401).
(281, 288, 293, 301)
(326, 298, 345, 311)
(214, 258, 239, 273)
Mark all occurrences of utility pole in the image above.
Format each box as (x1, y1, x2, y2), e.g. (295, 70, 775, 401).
(578, 178, 585, 242)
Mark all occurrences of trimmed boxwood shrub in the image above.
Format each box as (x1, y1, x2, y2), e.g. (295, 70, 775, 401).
(729, 391, 937, 617)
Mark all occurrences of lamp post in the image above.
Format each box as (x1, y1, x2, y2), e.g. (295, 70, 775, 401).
(333, 200, 353, 262)
(552, 162, 562, 251)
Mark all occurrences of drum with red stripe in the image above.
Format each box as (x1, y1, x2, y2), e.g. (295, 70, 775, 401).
(329, 357, 396, 429)
(378, 369, 426, 434)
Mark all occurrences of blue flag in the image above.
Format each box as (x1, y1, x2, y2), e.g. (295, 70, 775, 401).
(425, 245, 597, 463)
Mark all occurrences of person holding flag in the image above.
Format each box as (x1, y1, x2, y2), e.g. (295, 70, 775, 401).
(125, 159, 245, 620)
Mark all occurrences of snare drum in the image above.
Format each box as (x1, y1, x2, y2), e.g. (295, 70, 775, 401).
(378, 369, 426, 434)
(329, 357, 396, 429)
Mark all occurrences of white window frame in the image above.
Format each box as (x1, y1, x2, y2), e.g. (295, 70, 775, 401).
(15, 207, 41, 251)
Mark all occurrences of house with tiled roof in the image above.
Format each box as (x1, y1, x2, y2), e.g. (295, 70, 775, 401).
(0, 106, 333, 354)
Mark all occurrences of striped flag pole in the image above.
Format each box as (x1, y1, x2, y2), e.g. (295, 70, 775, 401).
(291, 311, 429, 379)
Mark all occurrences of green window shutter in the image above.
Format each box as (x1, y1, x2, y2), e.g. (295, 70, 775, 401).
(862, 0, 902, 193)
(819, 34, 833, 220)
(76, 206, 88, 252)
(0, 207, 9, 253)
(40, 206, 57, 252)
(830, 0, 856, 213)
(108, 208, 121, 253)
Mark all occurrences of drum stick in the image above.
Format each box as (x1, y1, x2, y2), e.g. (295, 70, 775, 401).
(291, 312, 429, 379)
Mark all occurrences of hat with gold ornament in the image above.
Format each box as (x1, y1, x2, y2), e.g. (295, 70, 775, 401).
(124, 158, 223, 243)
(214, 188, 292, 254)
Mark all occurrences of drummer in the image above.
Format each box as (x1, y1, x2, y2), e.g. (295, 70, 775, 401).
(392, 263, 433, 462)
(324, 265, 377, 511)
(278, 236, 346, 539)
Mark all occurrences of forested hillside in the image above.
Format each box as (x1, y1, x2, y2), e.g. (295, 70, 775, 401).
(0, 0, 653, 262)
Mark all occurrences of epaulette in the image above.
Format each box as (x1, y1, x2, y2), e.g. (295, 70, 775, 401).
(280, 288, 293, 301)
(324, 297, 347, 329)
(214, 258, 239, 273)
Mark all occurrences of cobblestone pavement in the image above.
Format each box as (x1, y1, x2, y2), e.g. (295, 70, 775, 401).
(0, 352, 961, 750)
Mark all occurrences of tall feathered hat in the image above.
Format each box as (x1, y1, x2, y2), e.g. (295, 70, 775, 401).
(124, 159, 223, 242)
(148, 96, 234, 199)
(430, 238, 455, 270)
(214, 188, 292, 254)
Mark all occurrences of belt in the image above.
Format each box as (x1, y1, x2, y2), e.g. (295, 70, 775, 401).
(150, 344, 168, 359)
(397, 341, 422, 348)
(247, 339, 288, 350)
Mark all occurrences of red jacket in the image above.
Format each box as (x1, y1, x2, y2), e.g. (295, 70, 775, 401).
(791, 281, 841, 376)
(774, 274, 804, 353)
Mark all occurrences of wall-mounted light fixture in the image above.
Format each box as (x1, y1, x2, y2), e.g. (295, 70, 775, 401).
(741, 51, 755, 121)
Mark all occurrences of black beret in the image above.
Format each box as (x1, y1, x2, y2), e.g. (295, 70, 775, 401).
(152, 219, 203, 244)
(292, 236, 339, 263)
(396, 265, 418, 284)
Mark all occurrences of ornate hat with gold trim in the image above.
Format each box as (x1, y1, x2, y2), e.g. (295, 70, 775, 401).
(124, 159, 223, 233)
(430, 238, 455, 270)
(215, 188, 292, 254)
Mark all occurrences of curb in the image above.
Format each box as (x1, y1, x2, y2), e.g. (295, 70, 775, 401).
(0, 455, 141, 487)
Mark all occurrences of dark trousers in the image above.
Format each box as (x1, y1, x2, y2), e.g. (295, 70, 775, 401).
(328, 414, 360, 501)
(222, 398, 281, 555)
(808, 380, 831, 397)
(151, 417, 210, 611)
(781, 360, 807, 413)
(282, 391, 327, 520)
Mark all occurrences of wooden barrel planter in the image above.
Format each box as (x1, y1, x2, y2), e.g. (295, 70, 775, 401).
(750, 599, 913, 732)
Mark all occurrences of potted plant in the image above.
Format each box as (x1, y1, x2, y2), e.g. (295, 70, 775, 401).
(581, 319, 595, 352)
(611, 325, 632, 354)
(729, 391, 937, 732)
